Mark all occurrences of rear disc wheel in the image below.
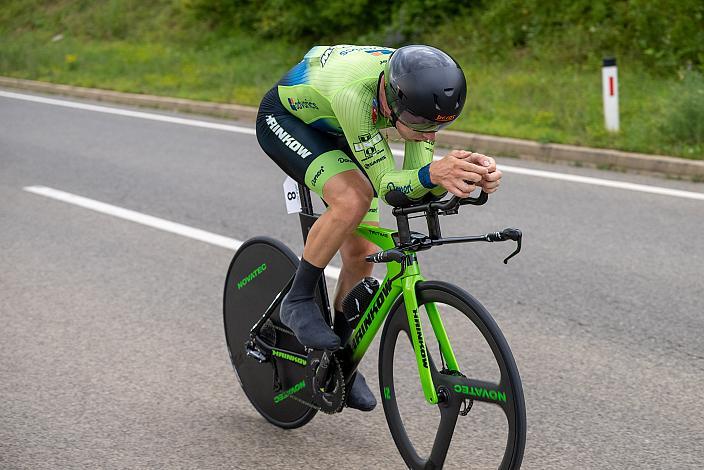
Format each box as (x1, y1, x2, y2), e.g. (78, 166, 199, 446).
(223, 237, 317, 429)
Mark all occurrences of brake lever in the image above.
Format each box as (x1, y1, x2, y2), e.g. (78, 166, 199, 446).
(501, 228, 522, 264)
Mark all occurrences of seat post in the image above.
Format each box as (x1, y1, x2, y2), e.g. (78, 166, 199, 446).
(298, 183, 314, 216)
(297, 183, 318, 243)
(296, 183, 333, 324)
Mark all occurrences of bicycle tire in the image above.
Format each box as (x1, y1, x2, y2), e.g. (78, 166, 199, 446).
(379, 281, 526, 469)
(223, 236, 317, 429)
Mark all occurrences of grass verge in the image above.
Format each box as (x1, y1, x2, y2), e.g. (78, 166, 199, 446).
(1, 2, 701, 159)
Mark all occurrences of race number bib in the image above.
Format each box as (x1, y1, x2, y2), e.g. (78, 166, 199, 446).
(282, 176, 301, 214)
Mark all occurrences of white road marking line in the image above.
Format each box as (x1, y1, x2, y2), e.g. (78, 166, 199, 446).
(392, 150, 704, 202)
(23, 185, 342, 281)
(487, 163, 704, 201)
(4, 90, 703, 201)
(0, 90, 256, 135)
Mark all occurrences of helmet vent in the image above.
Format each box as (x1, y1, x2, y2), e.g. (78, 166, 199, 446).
(443, 87, 454, 96)
(433, 94, 441, 111)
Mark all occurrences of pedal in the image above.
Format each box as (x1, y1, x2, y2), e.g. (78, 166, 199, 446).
(245, 343, 267, 363)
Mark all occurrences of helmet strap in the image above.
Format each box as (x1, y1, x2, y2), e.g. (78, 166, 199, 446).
(377, 72, 399, 128)
(389, 109, 399, 128)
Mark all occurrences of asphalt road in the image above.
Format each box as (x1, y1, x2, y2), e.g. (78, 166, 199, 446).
(1, 90, 703, 469)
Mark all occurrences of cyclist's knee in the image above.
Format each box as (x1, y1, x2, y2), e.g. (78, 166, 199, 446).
(323, 172, 373, 223)
(339, 194, 373, 223)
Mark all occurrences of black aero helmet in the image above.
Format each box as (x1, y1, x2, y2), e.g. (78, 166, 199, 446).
(384, 45, 466, 132)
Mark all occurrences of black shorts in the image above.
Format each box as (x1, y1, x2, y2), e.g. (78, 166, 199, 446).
(255, 86, 379, 221)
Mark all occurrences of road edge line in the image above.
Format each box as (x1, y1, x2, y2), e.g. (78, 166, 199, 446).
(3, 76, 702, 179)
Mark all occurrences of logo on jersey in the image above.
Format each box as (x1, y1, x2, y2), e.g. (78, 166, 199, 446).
(339, 46, 394, 56)
(353, 132, 383, 152)
(354, 132, 385, 161)
(265, 115, 312, 159)
(352, 132, 384, 161)
(310, 166, 325, 186)
(435, 114, 456, 122)
(288, 98, 319, 112)
(364, 49, 393, 56)
(387, 182, 412, 194)
(320, 46, 334, 67)
(363, 155, 386, 169)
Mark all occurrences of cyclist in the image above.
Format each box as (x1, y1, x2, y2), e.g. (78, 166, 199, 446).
(255, 44, 502, 411)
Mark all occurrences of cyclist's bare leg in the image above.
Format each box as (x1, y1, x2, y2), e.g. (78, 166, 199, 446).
(333, 230, 379, 411)
(303, 170, 373, 267)
(332, 228, 378, 312)
(280, 170, 373, 351)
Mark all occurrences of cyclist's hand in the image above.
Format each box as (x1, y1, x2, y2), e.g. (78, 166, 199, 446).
(429, 150, 489, 198)
(480, 167, 502, 193)
(451, 150, 502, 194)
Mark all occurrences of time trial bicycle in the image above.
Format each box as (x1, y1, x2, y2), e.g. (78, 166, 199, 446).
(224, 184, 526, 469)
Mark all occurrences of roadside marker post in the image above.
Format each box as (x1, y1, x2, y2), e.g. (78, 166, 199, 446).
(602, 57, 620, 132)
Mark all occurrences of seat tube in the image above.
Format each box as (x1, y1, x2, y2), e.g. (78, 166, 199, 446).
(402, 274, 439, 405)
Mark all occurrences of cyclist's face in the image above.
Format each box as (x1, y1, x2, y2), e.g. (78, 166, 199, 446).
(379, 76, 436, 142)
(395, 120, 436, 142)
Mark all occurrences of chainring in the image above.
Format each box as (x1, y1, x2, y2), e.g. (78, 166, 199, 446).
(303, 350, 346, 414)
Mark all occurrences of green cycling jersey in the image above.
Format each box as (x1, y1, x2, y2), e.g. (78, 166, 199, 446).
(277, 45, 447, 203)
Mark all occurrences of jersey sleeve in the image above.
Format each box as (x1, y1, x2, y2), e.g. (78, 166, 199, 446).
(331, 84, 441, 204)
(403, 140, 448, 198)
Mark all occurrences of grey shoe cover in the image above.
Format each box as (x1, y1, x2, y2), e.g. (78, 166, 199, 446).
(346, 371, 377, 411)
(279, 294, 341, 350)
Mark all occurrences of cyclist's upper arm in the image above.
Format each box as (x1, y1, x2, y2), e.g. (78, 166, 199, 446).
(332, 85, 440, 203)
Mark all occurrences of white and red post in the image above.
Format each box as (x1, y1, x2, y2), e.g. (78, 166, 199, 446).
(602, 57, 619, 132)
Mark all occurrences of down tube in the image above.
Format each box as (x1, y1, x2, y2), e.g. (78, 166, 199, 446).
(350, 279, 402, 364)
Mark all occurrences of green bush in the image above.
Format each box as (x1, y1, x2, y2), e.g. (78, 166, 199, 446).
(448, 0, 704, 72)
(183, 0, 703, 72)
(182, 0, 470, 44)
(661, 72, 704, 155)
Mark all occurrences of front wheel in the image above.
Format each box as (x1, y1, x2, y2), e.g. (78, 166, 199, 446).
(379, 281, 526, 469)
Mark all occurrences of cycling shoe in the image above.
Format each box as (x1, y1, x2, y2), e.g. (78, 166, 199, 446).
(346, 372, 377, 411)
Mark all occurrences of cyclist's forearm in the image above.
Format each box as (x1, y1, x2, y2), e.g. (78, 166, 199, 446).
(371, 140, 438, 202)
(377, 167, 436, 203)
(402, 139, 434, 170)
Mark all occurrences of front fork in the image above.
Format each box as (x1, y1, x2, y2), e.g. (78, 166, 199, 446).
(401, 272, 460, 405)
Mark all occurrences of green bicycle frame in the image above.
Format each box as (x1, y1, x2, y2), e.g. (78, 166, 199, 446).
(347, 224, 460, 405)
